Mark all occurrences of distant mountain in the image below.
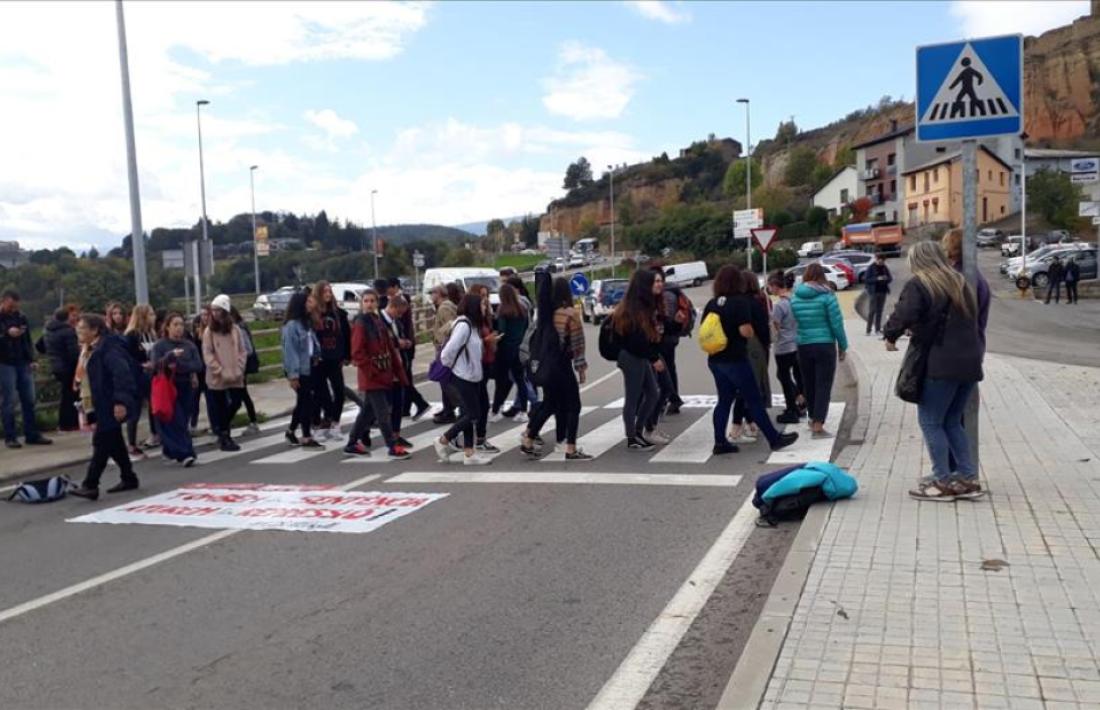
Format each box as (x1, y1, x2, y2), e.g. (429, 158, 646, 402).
(452, 216, 524, 236)
(375, 223, 474, 245)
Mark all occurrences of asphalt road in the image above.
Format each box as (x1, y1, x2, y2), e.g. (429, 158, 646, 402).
(0, 284, 854, 710)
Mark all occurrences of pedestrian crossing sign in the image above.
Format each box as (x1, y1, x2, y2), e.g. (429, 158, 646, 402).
(916, 34, 1022, 142)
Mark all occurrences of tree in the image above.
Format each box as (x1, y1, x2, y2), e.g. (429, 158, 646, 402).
(812, 163, 836, 191)
(785, 146, 820, 186)
(314, 210, 330, 244)
(722, 158, 763, 198)
(87, 247, 100, 260)
(752, 184, 794, 218)
(775, 119, 798, 145)
(849, 197, 873, 223)
(771, 210, 795, 229)
(617, 193, 637, 227)
(806, 206, 830, 235)
(833, 144, 855, 169)
(1028, 169, 1084, 230)
(485, 218, 507, 253)
(519, 214, 540, 248)
(563, 157, 594, 190)
(442, 247, 475, 267)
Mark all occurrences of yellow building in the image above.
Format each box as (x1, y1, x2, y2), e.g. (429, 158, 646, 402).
(901, 146, 1013, 229)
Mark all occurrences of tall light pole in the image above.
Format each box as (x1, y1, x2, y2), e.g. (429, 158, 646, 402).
(115, 0, 148, 305)
(607, 164, 616, 278)
(194, 99, 210, 313)
(370, 189, 379, 280)
(250, 165, 260, 295)
(737, 98, 753, 273)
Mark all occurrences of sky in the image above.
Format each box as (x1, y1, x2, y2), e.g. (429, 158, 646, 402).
(0, 0, 1090, 252)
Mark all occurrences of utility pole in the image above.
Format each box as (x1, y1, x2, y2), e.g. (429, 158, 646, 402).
(607, 165, 616, 278)
(370, 189, 379, 280)
(1019, 138, 1028, 282)
(250, 165, 260, 295)
(115, 0, 148, 305)
(737, 98, 752, 273)
(194, 99, 210, 313)
(961, 139, 980, 470)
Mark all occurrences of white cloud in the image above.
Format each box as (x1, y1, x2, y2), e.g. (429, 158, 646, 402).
(624, 1, 691, 24)
(542, 42, 643, 121)
(949, 1, 1088, 37)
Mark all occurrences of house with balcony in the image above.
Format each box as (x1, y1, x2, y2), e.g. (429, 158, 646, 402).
(901, 145, 1013, 229)
(811, 166, 858, 218)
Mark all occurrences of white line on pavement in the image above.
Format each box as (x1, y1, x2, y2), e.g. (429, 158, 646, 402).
(649, 408, 716, 464)
(0, 473, 382, 627)
(540, 415, 625, 462)
(580, 367, 621, 393)
(386, 471, 741, 487)
(585, 494, 760, 710)
(766, 402, 846, 465)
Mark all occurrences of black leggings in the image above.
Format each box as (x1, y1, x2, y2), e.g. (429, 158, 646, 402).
(775, 351, 804, 414)
(443, 377, 481, 449)
(527, 367, 581, 445)
(476, 375, 490, 439)
(348, 389, 396, 448)
(240, 376, 258, 423)
(797, 343, 837, 425)
(83, 427, 136, 489)
(491, 349, 524, 413)
(208, 388, 243, 437)
(289, 378, 315, 438)
(314, 359, 345, 423)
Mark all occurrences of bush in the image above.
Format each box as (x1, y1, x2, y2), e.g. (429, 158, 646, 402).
(778, 221, 811, 241)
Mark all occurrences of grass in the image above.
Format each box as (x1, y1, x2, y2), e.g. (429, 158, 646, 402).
(491, 254, 543, 271)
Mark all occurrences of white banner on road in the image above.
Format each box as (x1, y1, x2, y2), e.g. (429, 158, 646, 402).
(68, 486, 448, 534)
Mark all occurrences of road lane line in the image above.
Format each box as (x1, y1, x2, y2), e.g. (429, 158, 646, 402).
(386, 471, 741, 487)
(649, 409, 716, 464)
(766, 402, 846, 465)
(0, 473, 382, 627)
(586, 494, 760, 710)
(540, 417, 624, 462)
(579, 367, 620, 393)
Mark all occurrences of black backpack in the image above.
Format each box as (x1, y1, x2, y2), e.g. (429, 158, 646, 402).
(598, 318, 621, 361)
(7, 476, 71, 503)
(527, 322, 569, 387)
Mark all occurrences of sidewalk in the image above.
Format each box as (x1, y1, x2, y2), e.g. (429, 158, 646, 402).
(751, 319, 1100, 709)
(0, 350, 435, 484)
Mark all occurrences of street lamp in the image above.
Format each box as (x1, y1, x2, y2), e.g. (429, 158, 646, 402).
(607, 164, 616, 277)
(250, 165, 260, 295)
(114, 0, 148, 305)
(370, 189, 379, 280)
(736, 98, 753, 273)
(194, 99, 210, 313)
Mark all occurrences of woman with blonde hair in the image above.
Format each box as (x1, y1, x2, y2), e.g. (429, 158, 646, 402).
(884, 240, 984, 501)
(123, 304, 158, 458)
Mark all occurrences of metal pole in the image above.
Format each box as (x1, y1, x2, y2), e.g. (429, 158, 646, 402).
(1020, 152, 1028, 278)
(741, 99, 753, 274)
(371, 189, 379, 280)
(961, 139, 980, 470)
(195, 100, 210, 312)
(608, 167, 615, 278)
(115, 0, 148, 305)
(250, 165, 260, 295)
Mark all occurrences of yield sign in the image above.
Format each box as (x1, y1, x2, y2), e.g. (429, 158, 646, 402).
(750, 227, 778, 253)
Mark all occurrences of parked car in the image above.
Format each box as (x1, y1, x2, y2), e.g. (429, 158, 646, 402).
(819, 256, 856, 285)
(534, 260, 558, 274)
(1001, 235, 1044, 257)
(582, 278, 628, 324)
(785, 262, 850, 291)
(824, 251, 875, 282)
(252, 285, 299, 320)
(977, 228, 1006, 248)
(797, 241, 825, 258)
(1021, 247, 1098, 288)
(663, 260, 709, 287)
(1001, 242, 1093, 275)
(568, 254, 586, 269)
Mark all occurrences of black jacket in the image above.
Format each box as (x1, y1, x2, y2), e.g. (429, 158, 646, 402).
(1064, 260, 1081, 283)
(1048, 261, 1065, 284)
(86, 334, 138, 432)
(883, 279, 983, 383)
(43, 319, 80, 375)
(315, 307, 351, 361)
(864, 262, 893, 294)
(617, 321, 661, 362)
(0, 310, 34, 366)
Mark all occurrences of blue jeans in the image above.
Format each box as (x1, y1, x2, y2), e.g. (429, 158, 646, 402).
(0, 362, 38, 441)
(917, 378, 976, 480)
(708, 360, 780, 447)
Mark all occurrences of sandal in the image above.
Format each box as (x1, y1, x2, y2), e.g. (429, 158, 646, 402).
(952, 478, 987, 500)
(909, 478, 957, 502)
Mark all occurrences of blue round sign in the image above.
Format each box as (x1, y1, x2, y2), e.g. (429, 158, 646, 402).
(570, 272, 589, 296)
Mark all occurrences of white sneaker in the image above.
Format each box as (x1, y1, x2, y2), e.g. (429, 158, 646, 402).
(463, 453, 493, 466)
(489, 411, 504, 423)
(513, 411, 528, 423)
(729, 430, 757, 444)
(433, 439, 454, 463)
(244, 422, 261, 436)
(643, 429, 671, 445)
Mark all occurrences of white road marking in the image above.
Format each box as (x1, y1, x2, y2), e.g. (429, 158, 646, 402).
(341, 425, 450, 464)
(766, 402, 846, 464)
(491, 406, 598, 457)
(586, 494, 760, 710)
(0, 473, 382, 627)
(580, 367, 621, 393)
(604, 393, 786, 409)
(386, 471, 741, 487)
(540, 416, 625, 462)
(649, 409, 716, 464)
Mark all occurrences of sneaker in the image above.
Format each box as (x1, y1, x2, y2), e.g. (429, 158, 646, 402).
(643, 429, 671, 445)
(412, 403, 430, 422)
(434, 438, 455, 463)
(285, 430, 300, 447)
(729, 431, 757, 444)
(776, 411, 800, 425)
(952, 478, 987, 500)
(476, 440, 501, 454)
(68, 485, 99, 501)
(396, 436, 413, 449)
(25, 435, 53, 446)
(489, 411, 504, 423)
(218, 437, 241, 453)
(300, 438, 323, 449)
(627, 437, 655, 451)
(432, 412, 456, 425)
(665, 404, 681, 416)
(244, 422, 261, 436)
(183, 456, 198, 468)
(344, 442, 370, 456)
(532, 434, 545, 448)
(770, 432, 799, 451)
(140, 437, 159, 450)
(565, 449, 593, 461)
(811, 430, 834, 440)
(5, 439, 21, 449)
(520, 443, 542, 459)
(513, 411, 528, 423)
(107, 479, 140, 494)
(463, 452, 493, 466)
(128, 446, 147, 460)
(388, 446, 411, 461)
(909, 478, 957, 502)
(712, 441, 740, 455)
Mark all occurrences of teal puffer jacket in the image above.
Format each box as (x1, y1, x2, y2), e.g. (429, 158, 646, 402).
(791, 283, 848, 351)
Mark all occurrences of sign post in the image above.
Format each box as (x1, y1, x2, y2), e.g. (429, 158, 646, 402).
(734, 208, 763, 273)
(917, 32, 1023, 474)
(1075, 167, 1100, 257)
(412, 250, 425, 297)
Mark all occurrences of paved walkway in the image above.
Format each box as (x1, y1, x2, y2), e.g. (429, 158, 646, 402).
(760, 319, 1100, 710)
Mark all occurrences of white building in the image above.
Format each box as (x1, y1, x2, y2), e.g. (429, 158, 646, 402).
(1025, 148, 1100, 201)
(811, 166, 859, 218)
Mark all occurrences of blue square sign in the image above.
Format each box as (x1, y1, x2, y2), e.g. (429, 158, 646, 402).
(916, 34, 1023, 142)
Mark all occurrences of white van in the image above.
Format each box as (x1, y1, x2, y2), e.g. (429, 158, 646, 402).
(420, 268, 501, 306)
(663, 261, 709, 287)
(329, 282, 372, 312)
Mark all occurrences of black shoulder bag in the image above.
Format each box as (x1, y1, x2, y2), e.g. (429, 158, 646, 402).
(894, 300, 951, 404)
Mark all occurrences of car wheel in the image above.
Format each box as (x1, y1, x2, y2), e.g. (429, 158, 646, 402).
(1032, 272, 1049, 289)
(692, 278, 703, 287)
(828, 281, 838, 292)
(582, 308, 591, 323)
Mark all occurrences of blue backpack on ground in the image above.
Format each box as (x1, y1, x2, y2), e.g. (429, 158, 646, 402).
(752, 462, 857, 526)
(7, 476, 71, 503)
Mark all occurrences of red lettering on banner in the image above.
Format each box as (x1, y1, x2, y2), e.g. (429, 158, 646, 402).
(173, 492, 262, 504)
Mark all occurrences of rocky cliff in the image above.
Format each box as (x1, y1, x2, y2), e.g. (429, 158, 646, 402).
(1024, 12, 1100, 144)
(539, 179, 684, 237)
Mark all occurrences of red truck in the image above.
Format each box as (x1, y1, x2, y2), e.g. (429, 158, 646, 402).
(840, 221, 903, 258)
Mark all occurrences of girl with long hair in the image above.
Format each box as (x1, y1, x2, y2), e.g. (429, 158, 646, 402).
(434, 294, 492, 465)
(104, 302, 128, 335)
(203, 295, 248, 451)
(704, 265, 798, 455)
(768, 270, 805, 425)
(791, 263, 848, 438)
(230, 307, 261, 435)
(151, 312, 201, 466)
(490, 282, 529, 422)
(123, 304, 158, 458)
(187, 309, 210, 432)
(729, 273, 773, 444)
(469, 284, 501, 452)
(310, 281, 351, 440)
(282, 291, 323, 448)
(884, 240, 984, 501)
(611, 269, 663, 450)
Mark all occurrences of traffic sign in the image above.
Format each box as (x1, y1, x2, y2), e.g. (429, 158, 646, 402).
(733, 208, 762, 224)
(412, 250, 425, 268)
(1079, 202, 1100, 218)
(1070, 158, 1098, 185)
(569, 272, 589, 296)
(916, 34, 1022, 142)
(1093, 216, 1100, 226)
(750, 227, 778, 253)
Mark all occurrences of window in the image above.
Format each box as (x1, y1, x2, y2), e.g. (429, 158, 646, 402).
(909, 175, 917, 192)
(840, 188, 849, 204)
(1015, 174, 1021, 185)
(866, 158, 878, 170)
(923, 173, 929, 192)
(890, 179, 896, 197)
(932, 197, 939, 214)
(1000, 172, 1005, 186)
(887, 153, 896, 166)
(1000, 205, 1006, 215)
(1014, 148, 1021, 159)
(988, 169, 993, 181)
(934, 168, 939, 183)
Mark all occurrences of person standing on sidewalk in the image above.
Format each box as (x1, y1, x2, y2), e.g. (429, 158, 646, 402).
(0, 290, 52, 449)
(203, 295, 248, 452)
(884, 240, 984, 501)
(69, 314, 138, 500)
(791, 263, 848, 439)
(1063, 256, 1080, 305)
(123, 304, 158, 460)
(230, 307, 262, 436)
(151, 313, 201, 467)
(1044, 255, 1065, 305)
(863, 253, 892, 336)
(42, 307, 81, 432)
(431, 284, 461, 424)
(345, 290, 411, 460)
(767, 271, 804, 425)
(434, 295, 492, 465)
